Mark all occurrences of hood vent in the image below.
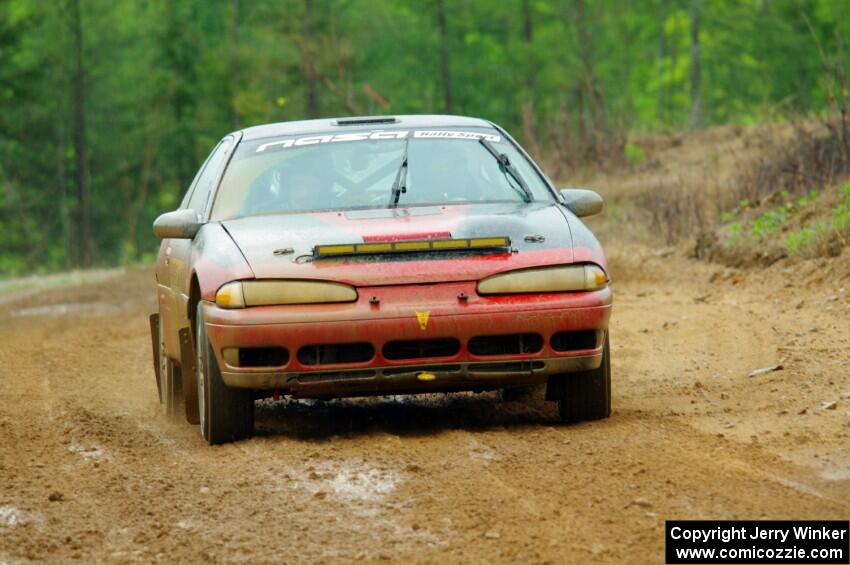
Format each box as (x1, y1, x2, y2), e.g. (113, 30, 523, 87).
(334, 116, 398, 126)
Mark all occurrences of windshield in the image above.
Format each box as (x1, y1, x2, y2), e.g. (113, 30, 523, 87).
(210, 127, 553, 220)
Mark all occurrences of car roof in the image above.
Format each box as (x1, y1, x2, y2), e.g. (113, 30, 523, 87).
(238, 114, 495, 141)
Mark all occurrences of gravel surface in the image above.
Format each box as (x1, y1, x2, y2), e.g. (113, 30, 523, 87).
(1, 256, 848, 563)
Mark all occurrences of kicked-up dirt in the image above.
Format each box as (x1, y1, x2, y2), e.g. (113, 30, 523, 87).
(1, 243, 848, 563)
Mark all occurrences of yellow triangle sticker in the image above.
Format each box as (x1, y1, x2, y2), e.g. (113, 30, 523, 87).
(416, 310, 430, 330)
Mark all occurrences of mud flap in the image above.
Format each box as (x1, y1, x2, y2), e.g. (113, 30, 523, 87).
(149, 313, 162, 403)
(179, 327, 200, 425)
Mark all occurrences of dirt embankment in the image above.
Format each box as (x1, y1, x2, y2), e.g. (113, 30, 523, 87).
(0, 244, 848, 563)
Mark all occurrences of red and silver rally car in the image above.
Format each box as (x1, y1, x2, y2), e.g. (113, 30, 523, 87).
(151, 115, 612, 444)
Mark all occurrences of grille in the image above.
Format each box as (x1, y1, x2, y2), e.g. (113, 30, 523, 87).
(467, 333, 543, 356)
(383, 364, 462, 376)
(469, 361, 545, 373)
(296, 370, 377, 382)
(550, 330, 598, 352)
(238, 347, 289, 368)
(297, 343, 375, 366)
(382, 338, 461, 360)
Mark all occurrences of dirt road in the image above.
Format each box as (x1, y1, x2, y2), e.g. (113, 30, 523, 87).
(1, 248, 849, 563)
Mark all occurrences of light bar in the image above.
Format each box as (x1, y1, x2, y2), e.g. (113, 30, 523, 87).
(313, 237, 511, 258)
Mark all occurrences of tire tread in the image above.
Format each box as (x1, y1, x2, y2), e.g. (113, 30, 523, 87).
(558, 334, 611, 423)
(197, 302, 254, 444)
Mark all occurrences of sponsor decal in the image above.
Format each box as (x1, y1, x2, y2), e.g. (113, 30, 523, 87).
(255, 130, 501, 153)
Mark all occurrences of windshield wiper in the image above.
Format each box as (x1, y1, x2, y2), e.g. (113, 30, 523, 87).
(478, 139, 532, 203)
(388, 137, 410, 208)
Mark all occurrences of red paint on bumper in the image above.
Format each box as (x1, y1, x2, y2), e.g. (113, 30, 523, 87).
(203, 281, 612, 380)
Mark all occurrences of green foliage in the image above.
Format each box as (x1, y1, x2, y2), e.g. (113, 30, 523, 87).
(834, 186, 850, 229)
(624, 143, 646, 165)
(724, 187, 829, 250)
(796, 190, 820, 207)
(785, 227, 814, 253)
(756, 185, 850, 254)
(1, 0, 849, 274)
(749, 207, 789, 239)
(726, 222, 743, 247)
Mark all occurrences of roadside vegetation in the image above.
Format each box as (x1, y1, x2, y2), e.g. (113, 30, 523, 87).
(718, 184, 850, 259)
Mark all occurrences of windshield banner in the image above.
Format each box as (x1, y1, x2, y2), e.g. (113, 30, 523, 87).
(255, 130, 501, 153)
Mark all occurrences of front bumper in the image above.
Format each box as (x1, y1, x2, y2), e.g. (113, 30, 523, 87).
(203, 281, 612, 398)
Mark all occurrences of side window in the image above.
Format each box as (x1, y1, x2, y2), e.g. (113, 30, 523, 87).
(179, 145, 219, 210)
(179, 164, 207, 209)
(187, 137, 233, 216)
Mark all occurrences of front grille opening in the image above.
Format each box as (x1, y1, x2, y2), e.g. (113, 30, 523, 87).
(470, 361, 545, 373)
(383, 364, 462, 376)
(550, 330, 598, 352)
(467, 333, 543, 356)
(296, 370, 377, 382)
(239, 347, 289, 368)
(383, 338, 461, 360)
(297, 343, 375, 366)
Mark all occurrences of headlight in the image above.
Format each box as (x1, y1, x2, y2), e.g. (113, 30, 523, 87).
(476, 264, 608, 295)
(215, 280, 358, 308)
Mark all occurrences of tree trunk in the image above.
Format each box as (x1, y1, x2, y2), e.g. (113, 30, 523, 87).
(689, 0, 703, 128)
(520, 0, 541, 157)
(229, 0, 240, 129)
(56, 120, 69, 269)
(573, 0, 607, 138)
(522, 0, 533, 44)
(70, 0, 93, 267)
(303, 0, 320, 118)
(436, 0, 453, 113)
(656, 18, 667, 125)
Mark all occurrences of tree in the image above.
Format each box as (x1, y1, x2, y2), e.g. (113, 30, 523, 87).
(68, 0, 93, 267)
(436, 0, 452, 113)
(689, 0, 702, 128)
(303, 0, 320, 118)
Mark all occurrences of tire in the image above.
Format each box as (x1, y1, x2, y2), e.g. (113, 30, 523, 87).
(196, 302, 254, 444)
(557, 333, 611, 423)
(158, 310, 183, 421)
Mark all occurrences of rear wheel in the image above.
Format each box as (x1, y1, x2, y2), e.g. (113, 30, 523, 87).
(196, 302, 254, 444)
(158, 311, 182, 421)
(557, 333, 611, 423)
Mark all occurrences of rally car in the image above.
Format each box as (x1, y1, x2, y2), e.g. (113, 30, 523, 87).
(151, 115, 612, 444)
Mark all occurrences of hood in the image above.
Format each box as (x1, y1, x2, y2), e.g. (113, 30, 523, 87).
(220, 202, 578, 286)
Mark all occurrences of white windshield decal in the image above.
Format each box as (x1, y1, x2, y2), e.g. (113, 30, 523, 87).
(255, 130, 501, 153)
(412, 130, 500, 141)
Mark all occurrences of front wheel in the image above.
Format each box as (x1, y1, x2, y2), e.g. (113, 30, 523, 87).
(195, 302, 254, 444)
(557, 333, 611, 423)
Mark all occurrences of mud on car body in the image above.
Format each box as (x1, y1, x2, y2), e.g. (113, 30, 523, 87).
(150, 115, 612, 444)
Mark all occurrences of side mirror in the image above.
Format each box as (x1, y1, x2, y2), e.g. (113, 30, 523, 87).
(559, 188, 604, 217)
(153, 209, 201, 239)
